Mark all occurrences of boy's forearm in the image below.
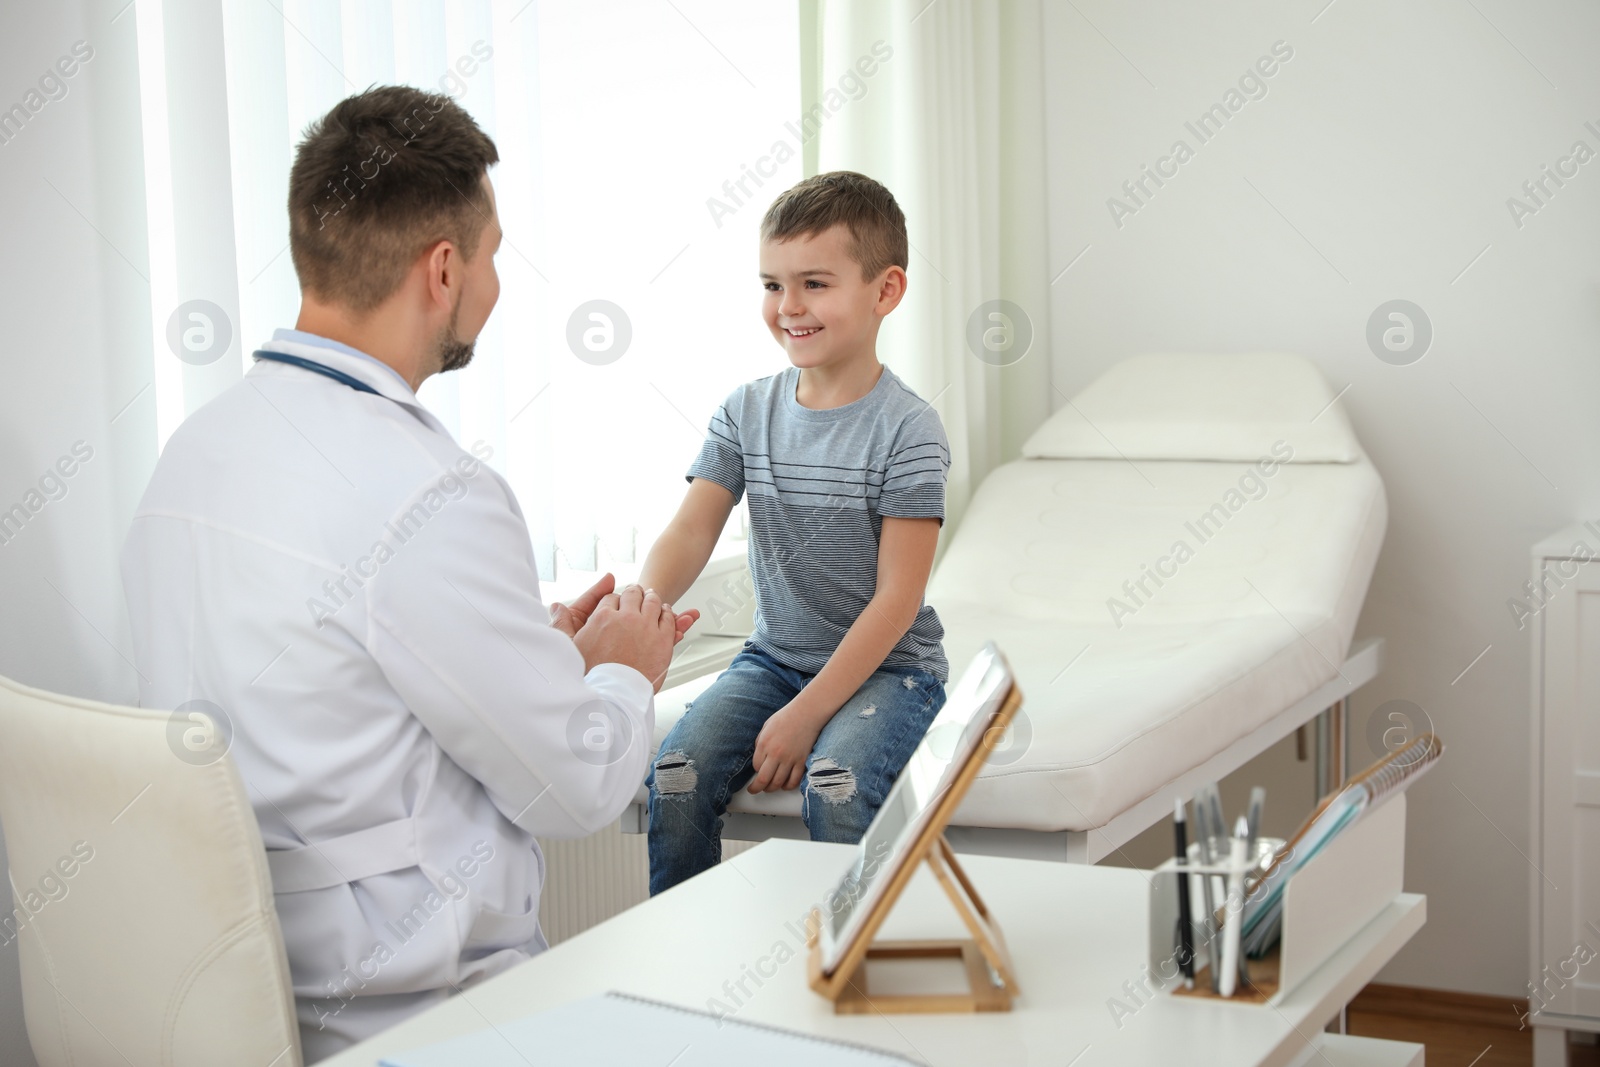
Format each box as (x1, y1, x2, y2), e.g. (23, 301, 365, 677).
(637, 529, 713, 605)
(641, 479, 737, 605)
(789, 594, 920, 730)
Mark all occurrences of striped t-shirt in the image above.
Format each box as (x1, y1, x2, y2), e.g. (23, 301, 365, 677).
(688, 364, 950, 682)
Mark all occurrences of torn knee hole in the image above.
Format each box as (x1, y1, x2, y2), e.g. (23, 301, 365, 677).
(808, 757, 857, 804)
(654, 751, 698, 796)
(858, 703, 878, 718)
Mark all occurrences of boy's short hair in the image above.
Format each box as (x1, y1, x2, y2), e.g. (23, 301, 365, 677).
(288, 85, 499, 312)
(760, 171, 907, 281)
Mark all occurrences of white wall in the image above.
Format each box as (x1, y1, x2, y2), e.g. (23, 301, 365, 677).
(0, 3, 152, 1063)
(1040, 0, 1600, 996)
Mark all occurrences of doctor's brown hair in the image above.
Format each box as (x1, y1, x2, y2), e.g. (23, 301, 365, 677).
(760, 171, 907, 282)
(288, 85, 499, 312)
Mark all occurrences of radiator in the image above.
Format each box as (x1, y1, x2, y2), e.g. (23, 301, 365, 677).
(536, 823, 755, 945)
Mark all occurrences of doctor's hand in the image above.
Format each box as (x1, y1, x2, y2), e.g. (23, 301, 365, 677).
(573, 584, 685, 692)
(549, 572, 616, 639)
(553, 573, 699, 647)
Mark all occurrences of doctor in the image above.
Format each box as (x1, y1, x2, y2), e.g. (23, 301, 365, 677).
(120, 86, 690, 1061)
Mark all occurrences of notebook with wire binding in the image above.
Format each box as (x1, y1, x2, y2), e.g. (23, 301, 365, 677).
(377, 990, 920, 1066)
(1239, 732, 1443, 957)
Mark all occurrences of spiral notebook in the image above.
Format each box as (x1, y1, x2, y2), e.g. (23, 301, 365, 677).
(378, 991, 921, 1066)
(1239, 731, 1444, 956)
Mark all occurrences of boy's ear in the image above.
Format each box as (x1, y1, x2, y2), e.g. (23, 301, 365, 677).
(875, 265, 908, 316)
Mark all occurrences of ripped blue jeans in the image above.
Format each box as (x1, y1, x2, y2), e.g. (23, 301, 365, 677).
(647, 645, 944, 896)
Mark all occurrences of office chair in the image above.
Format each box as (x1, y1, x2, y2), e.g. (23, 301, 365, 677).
(0, 671, 300, 1066)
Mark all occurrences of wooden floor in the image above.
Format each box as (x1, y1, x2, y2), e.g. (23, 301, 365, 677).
(1346, 985, 1600, 1066)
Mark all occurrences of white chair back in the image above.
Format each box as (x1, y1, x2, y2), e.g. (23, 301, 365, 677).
(0, 673, 300, 1066)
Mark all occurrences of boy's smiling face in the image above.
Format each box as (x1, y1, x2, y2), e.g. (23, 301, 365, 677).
(759, 224, 905, 372)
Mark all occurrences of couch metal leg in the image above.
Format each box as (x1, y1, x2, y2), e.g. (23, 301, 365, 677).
(1314, 698, 1347, 801)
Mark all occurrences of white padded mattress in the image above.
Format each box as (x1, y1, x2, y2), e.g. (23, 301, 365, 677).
(651, 451, 1386, 834)
(923, 453, 1385, 831)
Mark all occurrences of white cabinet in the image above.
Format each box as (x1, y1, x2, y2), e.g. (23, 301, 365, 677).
(1530, 524, 1600, 1066)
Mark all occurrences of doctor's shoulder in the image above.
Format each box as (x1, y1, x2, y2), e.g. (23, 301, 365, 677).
(397, 438, 501, 507)
(134, 378, 278, 492)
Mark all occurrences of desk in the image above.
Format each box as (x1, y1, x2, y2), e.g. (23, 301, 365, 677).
(322, 839, 1425, 1067)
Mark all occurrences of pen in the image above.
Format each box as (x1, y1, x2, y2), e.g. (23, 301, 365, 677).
(1192, 784, 1224, 991)
(1205, 788, 1227, 862)
(1204, 785, 1228, 911)
(1247, 786, 1265, 856)
(1173, 797, 1195, 989)
(1200, 849, 1219, 992)
(1220, 816, 1248, 997)
(1193, 783, 1212, 859)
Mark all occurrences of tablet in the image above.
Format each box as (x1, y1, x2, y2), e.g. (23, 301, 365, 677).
(815, 643, 1016, 975)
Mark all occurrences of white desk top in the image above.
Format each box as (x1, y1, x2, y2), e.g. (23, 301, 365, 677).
(321, 839, 1424, 1067)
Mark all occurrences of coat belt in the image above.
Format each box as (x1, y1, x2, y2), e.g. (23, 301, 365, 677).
(266, 817, 419, 894)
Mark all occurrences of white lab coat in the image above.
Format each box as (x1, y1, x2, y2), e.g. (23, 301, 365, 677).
(120, 332, 653, 1053)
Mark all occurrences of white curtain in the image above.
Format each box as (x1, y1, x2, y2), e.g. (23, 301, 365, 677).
(805, 0, 1052, 532)
(140, 0, 801, 599)
(132, 0, 1046, 594)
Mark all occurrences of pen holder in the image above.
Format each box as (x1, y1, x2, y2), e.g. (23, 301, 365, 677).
(1145, 793, 1408, 1003)
(1148, 840, 1276, 999)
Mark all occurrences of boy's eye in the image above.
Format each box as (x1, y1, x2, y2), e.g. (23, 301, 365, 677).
(805, 279, 825, 289)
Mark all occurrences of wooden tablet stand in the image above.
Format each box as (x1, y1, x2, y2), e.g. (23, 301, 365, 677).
(805, 684, 1024, 1014)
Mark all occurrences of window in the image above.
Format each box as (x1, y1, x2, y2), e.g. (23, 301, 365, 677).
(214, 0, 799, 603)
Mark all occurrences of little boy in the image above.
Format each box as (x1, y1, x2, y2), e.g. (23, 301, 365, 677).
(640, 171, 950, 894)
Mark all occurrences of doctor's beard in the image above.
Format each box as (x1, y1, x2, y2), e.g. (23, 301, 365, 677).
(435, 294, 475, 374)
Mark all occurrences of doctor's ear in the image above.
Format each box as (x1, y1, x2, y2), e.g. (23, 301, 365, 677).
(421, 239, 463, 308)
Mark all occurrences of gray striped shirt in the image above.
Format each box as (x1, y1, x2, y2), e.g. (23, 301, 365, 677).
(688, 365, 950, 682)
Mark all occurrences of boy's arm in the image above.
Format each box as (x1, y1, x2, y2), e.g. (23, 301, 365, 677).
(637, 477, 738, 605)
(747, 515, 941, 794)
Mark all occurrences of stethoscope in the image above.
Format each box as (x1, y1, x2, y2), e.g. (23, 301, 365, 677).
(252, 350, 381, 396)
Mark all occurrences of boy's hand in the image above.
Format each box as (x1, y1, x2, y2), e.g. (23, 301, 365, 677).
(748, 703, 824, 793)
(671, 608, 700, 644)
